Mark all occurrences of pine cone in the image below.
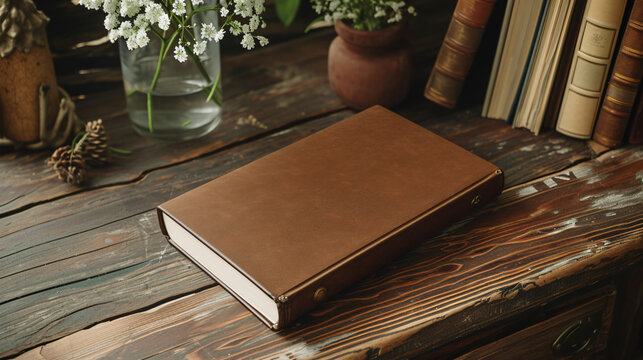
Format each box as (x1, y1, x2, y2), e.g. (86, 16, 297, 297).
(0, 0, 49, 58)
(50, 145, 86, 185)
(78, 119, 109, 166)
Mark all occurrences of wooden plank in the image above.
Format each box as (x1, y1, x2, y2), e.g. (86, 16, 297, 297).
(0, 29, 343, 217)
(0, 108, 595, 357)
(455, 289, 616, 359)
(15, 146, 642, 360)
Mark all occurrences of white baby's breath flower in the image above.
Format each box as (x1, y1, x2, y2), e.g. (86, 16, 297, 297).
(102, 0, 117, 13)
(229, 20, 242, 35)
(174, 44, 188, 62)
(254, 0, 265, 14)
(157, 13, 170, 30)
(201, 22, 217, 41)
(214, 28, 225, 42)
(145, 3, 164, 23)
(374, 7, 386, 18)
(108, 29, 119, 43)
(256, 35, 268, 46)
(79, 0, 103, 10)
(134, 13, 149, 29)
(240, 33, 255, 50)
(104, 13, 119, 30)
(120, 0, 141, 18)
(235, 0, 253, 18)
(407, 6, 416, 14)
(135, 29, 150, 48)
(118, 21, 135, 39)
(83, 0, 269, 63)
(126, 36, 138, 50)
(194, 41, 207, 55)
(172, 0, 187, 15)
(249, 15, 259, 31)
(388, 1, 404, 12)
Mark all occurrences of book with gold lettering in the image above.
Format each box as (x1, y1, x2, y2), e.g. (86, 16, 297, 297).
(425, 0, 498, 109)
(593, 0, 643, 147)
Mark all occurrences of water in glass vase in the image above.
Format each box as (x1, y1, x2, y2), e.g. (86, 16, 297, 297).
(124, 72, 221, 141)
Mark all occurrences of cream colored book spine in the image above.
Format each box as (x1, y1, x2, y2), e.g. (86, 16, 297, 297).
(555, 0, 627, 139)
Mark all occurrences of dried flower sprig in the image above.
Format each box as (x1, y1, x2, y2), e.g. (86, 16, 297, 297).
(310, 0, 416, 31)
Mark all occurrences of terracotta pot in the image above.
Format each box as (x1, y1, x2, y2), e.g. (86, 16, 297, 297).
(328, 20, 412, 110)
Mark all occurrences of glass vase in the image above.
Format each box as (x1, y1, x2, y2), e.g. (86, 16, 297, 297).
(118, 5, 221, 141)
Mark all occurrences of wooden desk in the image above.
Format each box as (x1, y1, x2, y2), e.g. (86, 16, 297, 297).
(1, 5, 641, 359)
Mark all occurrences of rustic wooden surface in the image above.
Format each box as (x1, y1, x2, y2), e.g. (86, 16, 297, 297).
(1, 0, 642, 358)
(455, 286, 617, 359)
(12, 146, 642, 360)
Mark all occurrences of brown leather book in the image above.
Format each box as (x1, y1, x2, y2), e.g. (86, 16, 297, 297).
(425, 0, 497, 109)
(593, 0, 643, 148)
(627, 89, 643, 143)
(157, 106, 504, 329)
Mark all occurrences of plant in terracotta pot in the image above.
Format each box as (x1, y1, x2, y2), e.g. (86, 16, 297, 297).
(77, 0, 270, 140)
(311, 0, 416, 110)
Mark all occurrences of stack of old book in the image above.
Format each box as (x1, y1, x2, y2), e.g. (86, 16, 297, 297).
(425, 0, 643, 148)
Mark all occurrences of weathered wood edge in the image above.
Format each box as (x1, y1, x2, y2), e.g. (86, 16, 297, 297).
(10, 146, 642, 360)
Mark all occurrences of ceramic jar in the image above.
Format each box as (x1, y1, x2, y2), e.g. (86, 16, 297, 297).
(328, 20, 412, 110)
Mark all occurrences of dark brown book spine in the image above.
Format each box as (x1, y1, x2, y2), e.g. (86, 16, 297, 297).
(627, 89, 643, 143)
(424, 0, 496, 109)
(593, 0, 643, 147)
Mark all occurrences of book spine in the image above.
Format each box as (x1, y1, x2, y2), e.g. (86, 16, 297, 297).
(279, 170, 504, 328)
(593, 0, 643, 148)
(627, 89, 643, 143)
(424, 0, 497, 109)
(555, 0, 628, 139)
(543, 0, 587, 129)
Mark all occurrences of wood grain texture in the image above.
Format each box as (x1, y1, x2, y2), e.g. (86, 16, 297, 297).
(0, 111, 351, 358)
(1, 3, 637, 357)
(456, 288, 616, 359)
(0, 107, 594, 357)
(14, 146, 643, 360)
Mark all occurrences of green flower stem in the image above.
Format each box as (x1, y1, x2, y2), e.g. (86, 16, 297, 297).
(186, 6, 219, 23)
(186, 47, 211, 83)
(148, 38, 168, 133)
(185, 47, 222, 106)
(206, 72, 221, 103)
